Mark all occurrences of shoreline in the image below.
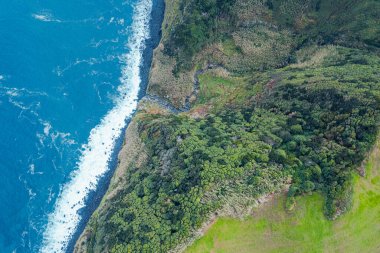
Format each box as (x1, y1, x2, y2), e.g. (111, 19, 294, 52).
(66, 1, 165, 252)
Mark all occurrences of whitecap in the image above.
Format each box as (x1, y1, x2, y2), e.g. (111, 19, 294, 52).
(40, 0, 153, 252)
(0, 86, 48, 98)
(32, 11, 62, 23)
(47, 187, 55, 204)
(37, 120, 76, 153)
(28, 164, 44, 175)
(43, 122, 52, 136)
(28, 164, 35, 175)
(36, 133, 46, 147)
(53, 58, 100, 77)
(0, 87, 46, 122)
(108, 17, 125, 26)
(89, 38, 119, 48)
(118, 19, 125, 26)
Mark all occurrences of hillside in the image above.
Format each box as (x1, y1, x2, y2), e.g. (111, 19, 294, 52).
(75, 0, 380, 252)
(187, 138, 380, 252)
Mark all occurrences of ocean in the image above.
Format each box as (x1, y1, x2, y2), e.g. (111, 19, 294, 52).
(0, 0, 163, 252)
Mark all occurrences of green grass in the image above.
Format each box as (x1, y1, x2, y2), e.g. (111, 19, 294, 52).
(221, 38, 242, 56)
(161, 0, 181, 41)
(197, 73, 244, 105)
(196, 73, 260, 109)
(186, 140, 380, 253)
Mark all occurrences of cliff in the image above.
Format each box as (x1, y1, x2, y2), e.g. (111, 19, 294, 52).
(74, 0, 183, 251)
(75, 0, 380, 252)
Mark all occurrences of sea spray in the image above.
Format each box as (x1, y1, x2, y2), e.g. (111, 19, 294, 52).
(40, 0, 153, 252)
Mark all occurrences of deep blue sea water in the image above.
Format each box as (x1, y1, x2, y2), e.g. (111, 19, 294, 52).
(0, 0, 160, 252)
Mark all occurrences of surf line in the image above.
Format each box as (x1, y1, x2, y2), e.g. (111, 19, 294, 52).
(40, 0, 153, 252)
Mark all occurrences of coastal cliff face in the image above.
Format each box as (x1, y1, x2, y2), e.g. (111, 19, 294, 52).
(74, 1, 181, 251)
(74, 121, 147, 253)
(76, 0, 380, 252)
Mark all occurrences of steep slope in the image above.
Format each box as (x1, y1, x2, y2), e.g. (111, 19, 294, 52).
(187, 138, 380, 253)
(75, 0, 380, 252)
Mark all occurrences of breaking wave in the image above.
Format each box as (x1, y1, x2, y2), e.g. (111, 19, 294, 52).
(40, 0, 153, 252)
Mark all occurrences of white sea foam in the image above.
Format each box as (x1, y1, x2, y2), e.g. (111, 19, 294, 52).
(90, 38, 119, 48)
(108, 17, 125, 26)
(40, 0, 153, 252)
(28, 163, 43, 175)
(0, 86, 48, 98)
(32, 12, 62, 23)
(53, 57, 101, 77)
(33, 10, 104, 24)
(43, 122, 52, 136)
(38, 120, 76, 153)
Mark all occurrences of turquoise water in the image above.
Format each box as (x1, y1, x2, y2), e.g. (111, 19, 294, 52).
(0, 0, 157, 252)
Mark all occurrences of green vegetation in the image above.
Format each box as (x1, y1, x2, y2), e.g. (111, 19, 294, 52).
(164, 0, 236, 72)
(269, 0, 380, 48)
(103, 109, 289, 252)
(187, 195, 332, 253)
(261, 47, 380, 217)
(78, 0, 380, 252)
(196, 72, 253, 107)
(88, 47, 380, 252)
(186, 138, 380, 253)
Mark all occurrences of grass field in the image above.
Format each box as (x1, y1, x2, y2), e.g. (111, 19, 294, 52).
(186, 140, 380, 253)
(196, 72, 262, 109)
